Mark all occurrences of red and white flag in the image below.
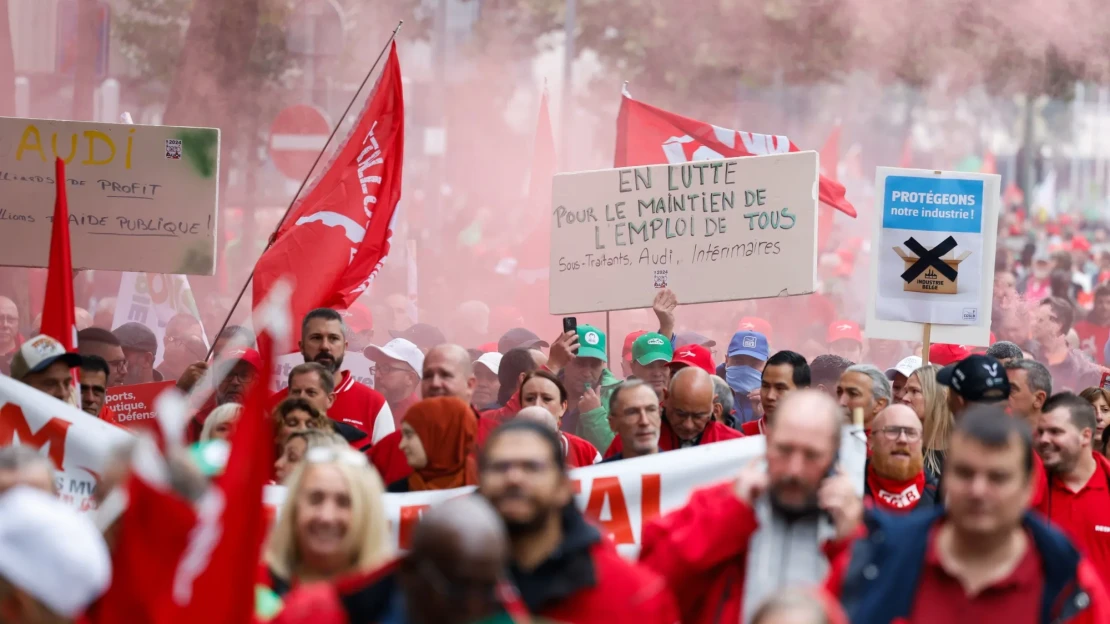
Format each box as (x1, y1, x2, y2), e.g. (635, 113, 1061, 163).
(253, 42, 405, 340)
(42, 157, 77, 351)
(614, 91, 857, 219)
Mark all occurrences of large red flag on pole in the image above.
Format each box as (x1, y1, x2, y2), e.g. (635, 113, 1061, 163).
(42, 157, 77, 351)
(614, 90, 857, 218)
(252, 43, 405, 340)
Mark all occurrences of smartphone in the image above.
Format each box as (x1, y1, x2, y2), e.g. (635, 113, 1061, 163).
(563, 316, 577, 335)
(1101, 372, 1110, 390)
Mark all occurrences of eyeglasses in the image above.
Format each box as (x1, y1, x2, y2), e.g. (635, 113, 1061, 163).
(878, 426, 922, 442)
(375, 364, 413, 376)
(304, 445, 370, 468)
(106, 358, 128, 371)
(482, 459, 556, 476)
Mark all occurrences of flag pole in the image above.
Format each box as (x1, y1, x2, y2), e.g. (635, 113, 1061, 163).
(206, 21, 403, 360)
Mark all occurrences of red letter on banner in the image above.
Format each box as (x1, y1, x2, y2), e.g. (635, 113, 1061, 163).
(0, 404, 71, 469)
(398, 504, 430, 549)
(583, 476, 634, 544)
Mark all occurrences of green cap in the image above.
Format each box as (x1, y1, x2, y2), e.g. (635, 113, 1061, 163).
(632, 332, 673, 365)
(575, 324, 607, 362)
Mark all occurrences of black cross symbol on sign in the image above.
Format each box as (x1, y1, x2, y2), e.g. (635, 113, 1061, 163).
(901, 236, 959, 283)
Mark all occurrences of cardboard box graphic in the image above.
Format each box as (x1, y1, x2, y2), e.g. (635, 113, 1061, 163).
(893, 246, 971, 294)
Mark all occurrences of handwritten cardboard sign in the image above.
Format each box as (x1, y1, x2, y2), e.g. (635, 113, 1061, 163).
(0, 117, 220, 275)
(548, 151, 819, 314)
(103, 380, 176, 431)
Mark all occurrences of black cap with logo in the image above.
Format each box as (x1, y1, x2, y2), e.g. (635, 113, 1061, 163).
(936, 354, 1011, 402)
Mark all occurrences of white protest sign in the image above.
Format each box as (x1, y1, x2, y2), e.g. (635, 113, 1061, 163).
(866, 168, 1000, 345)
(264, 427, 866, 557)
(112, 272, 209, 365)
(270, 351, 375, 392)
(0, 116, 220, 275)
(0, 374, 134, 512)
(548, 151, 818, 314)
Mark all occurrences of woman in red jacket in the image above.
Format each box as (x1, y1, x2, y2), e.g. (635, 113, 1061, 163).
(262, 446, 392, 597)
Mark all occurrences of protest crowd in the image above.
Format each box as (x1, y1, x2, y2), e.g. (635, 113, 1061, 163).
(9, 14, 1110, 624)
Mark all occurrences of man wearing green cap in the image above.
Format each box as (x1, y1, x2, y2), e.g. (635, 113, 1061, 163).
(630, 332, 674, 397)
(547, 324, 621, 451)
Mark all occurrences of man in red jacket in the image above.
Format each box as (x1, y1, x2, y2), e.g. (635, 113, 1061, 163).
(273, 308, 394, 444)
(478, 419, 679, 624)
(1036, 391, 1110, 585)
(640, 389, 862, 624)
(829, 405, 1110, 624)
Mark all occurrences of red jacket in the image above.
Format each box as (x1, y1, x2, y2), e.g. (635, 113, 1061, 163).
(515, 505, 679, 624)
(739, 417, 765, 436)
(604, 418, 743, 458)
(477, 391, 522, 447)
(273, 371, 394, 444)
(563, 432, 601, 468)
(639, 481, 852, 624)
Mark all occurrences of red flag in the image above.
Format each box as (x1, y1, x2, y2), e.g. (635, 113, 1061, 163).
(42, 157, 76, 351)
(253, 43, 404, 340)
(817, 125, 841, 251)
(175, 282, 291, 623)
(614, 92, 856, 218)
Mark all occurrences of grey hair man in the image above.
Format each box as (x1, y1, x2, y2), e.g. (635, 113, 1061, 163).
(604, 379, 662, 462)
(0, 447, 56, 495)
(986, 341, 1024, 365)
(836, 364, 891, 428)
(1005, 360, 1053, 428)
(711, 375, 737, 429)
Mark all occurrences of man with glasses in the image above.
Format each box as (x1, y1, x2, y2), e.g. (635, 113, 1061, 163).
(364, 338, 424, 426)
(158, 313, 208, 382)
(77, 327, 128, 387)
(477, 420, 678, 622)
(865, 404, 938, 513)
(662, 367, 742, 449)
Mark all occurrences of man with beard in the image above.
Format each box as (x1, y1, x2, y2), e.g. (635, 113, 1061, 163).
(640, 390, 863, 624)
(272, 308, 393, 444)
(866, 404, 938, 513)
(1035, 392, 1110, 584)
(1075, 284, 1110, 364)
(1034, 297, 1102, 393)
(830, 406, 1110, 623)
(477, 420, 679, 623)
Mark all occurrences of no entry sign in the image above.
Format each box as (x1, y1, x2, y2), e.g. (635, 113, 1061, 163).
(268, 104, 330, 180)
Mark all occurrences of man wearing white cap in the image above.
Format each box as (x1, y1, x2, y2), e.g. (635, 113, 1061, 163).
(472, 352, 502, 410)
(885, 356, 924, 403)
(0, 487, 111, 622)
(365, 338, 425, 427)
(10, 334, 83, 404)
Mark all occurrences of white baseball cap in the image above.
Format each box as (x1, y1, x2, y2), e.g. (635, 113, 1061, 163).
(474, 352, 503, 375)
(364, 338, 424, 375)
(0, 487, 111, 617)
(885, 355, 925, 380)
(10, 334, 83, 381)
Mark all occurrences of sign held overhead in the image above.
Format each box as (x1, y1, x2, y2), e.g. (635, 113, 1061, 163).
(548, 151, 819, 314)
(0, 116, 220, 275)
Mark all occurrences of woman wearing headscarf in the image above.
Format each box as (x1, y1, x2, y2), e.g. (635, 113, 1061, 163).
(388, 396, 478, 493)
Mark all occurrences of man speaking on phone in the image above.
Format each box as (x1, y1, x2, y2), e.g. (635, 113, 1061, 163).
(639, 389, 862, 624)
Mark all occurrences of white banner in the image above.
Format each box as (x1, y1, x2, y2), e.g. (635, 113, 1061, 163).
(265, 427, 866, 556)
(112, 272, 209, 366)
(270, 351, 375, 392)
(0, 375, 134, 512)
